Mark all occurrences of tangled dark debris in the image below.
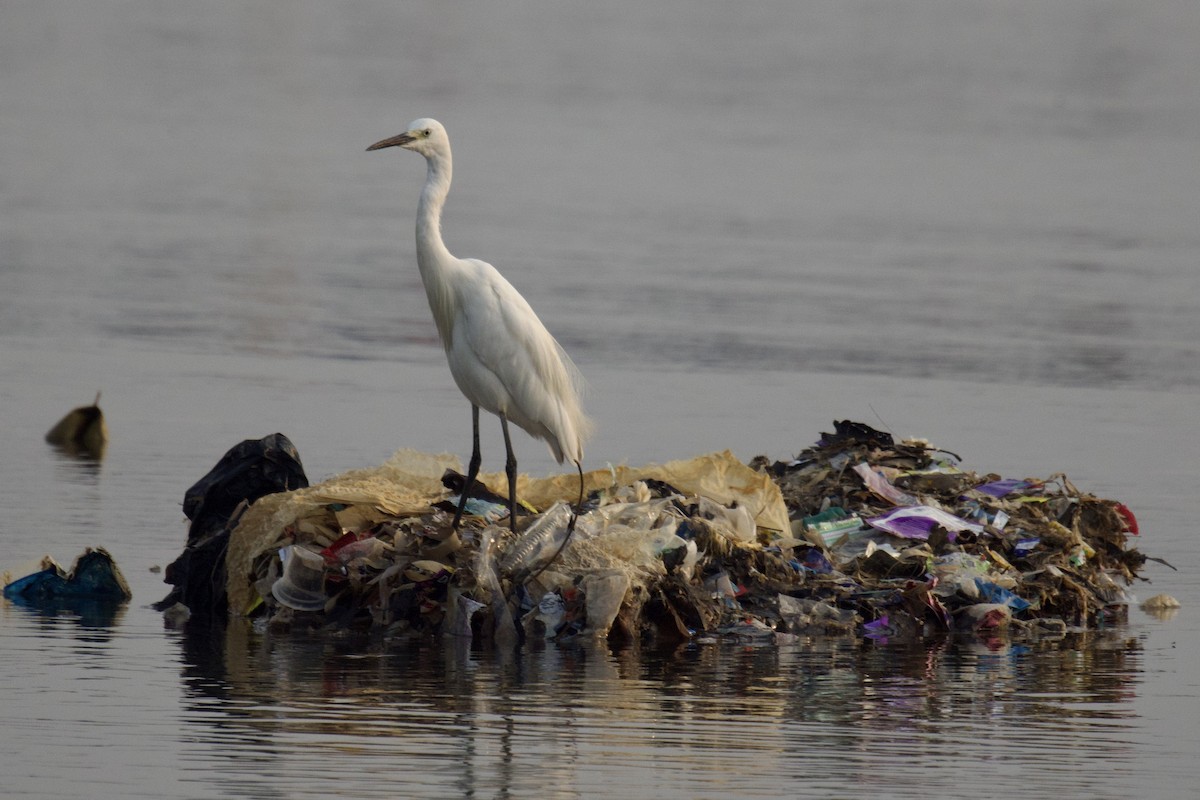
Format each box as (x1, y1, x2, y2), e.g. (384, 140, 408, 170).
(752, 420, 1152, 641)
(150, 422, 1161, 646)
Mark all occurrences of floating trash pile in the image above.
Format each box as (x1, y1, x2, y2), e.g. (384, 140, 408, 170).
(152, 423, 1156, 644)
(218, 446, 790, 646)
(753, 421, 1151, 640)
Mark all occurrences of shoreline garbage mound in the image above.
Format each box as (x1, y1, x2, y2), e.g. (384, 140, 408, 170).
(200, 421, 1151, 645)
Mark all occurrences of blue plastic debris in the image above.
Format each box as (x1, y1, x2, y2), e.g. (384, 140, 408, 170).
(2, 551, 131, 618)
(1013, 538, 1040, 557)
(3, 548, 131, 604)
(799, 548, 834, 574)
(973, 577, 1031, 611)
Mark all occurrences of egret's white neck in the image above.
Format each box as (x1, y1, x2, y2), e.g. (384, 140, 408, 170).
(416, 151, 454, 270)
(414, 150, 457, 346)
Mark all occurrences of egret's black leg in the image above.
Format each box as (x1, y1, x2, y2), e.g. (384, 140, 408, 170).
(575, 461, 585, 512)
(500, 414, 519, 534)
(452, 405, 482, 530)
(567, 460, 584, 534)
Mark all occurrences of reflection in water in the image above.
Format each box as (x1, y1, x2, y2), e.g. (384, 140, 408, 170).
(3, 596, 127, 629)
(2, 596, 127, 631)
(46, 448, 105, 552)
(48, 450, 104, 485)
(173, 624, 1142, 798)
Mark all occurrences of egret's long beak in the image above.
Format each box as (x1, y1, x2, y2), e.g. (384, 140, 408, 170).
(366, 132, 415, 152)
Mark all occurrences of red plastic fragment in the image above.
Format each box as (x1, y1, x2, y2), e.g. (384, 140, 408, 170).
(1115, 503, 1139, 536)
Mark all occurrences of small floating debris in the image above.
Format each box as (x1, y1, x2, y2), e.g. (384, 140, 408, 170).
(1140, 593, 1180, 610)
(2, 548, 131, 605)
(45, 392, 108, 459)
(1139, 593, 1181, 620)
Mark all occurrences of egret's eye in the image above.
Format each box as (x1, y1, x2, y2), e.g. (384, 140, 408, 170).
(423, 129, 431, 137)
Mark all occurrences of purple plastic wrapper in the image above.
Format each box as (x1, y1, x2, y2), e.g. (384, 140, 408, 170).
(865, 505, 985, 541)
(973, 478, 1034, 498)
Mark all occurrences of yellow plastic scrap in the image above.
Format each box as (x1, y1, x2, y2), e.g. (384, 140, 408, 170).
(1042, 520, 1078, 546)
(985, 547, 1015, 573)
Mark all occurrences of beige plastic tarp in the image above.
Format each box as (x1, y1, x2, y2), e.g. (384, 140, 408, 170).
(226, 448, 788, 615)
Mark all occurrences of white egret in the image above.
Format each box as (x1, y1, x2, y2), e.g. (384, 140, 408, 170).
(367, 118, 593, 534)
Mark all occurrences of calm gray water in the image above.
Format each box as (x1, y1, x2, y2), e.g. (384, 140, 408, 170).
(2, 2, 1198, 798)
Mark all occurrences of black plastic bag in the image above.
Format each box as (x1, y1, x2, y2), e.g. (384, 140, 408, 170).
(155, 433, 308, 615)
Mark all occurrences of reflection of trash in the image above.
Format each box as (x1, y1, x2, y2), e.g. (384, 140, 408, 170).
(3, 548, 131, 604)
(162, 421, 1157, 645)
(162, 602, 191, 628)
(154, 433, 309, 616)
(45, 392, 108, 459)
